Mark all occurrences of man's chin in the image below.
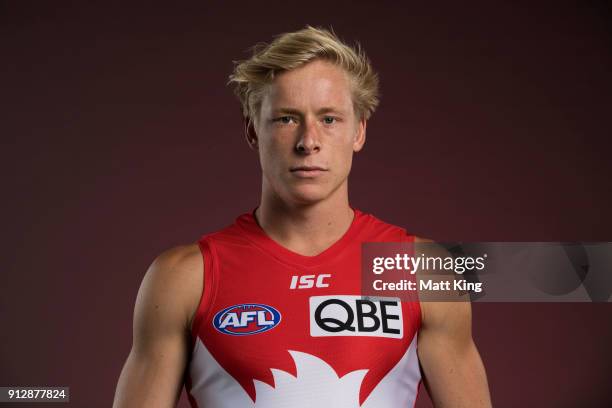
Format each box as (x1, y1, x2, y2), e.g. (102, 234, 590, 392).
(284, 186, 331, 206)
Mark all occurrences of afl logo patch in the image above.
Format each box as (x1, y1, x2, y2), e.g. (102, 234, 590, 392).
(213, 303, 281, 336)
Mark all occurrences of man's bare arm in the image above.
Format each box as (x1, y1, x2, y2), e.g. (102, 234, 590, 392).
(415, 238, 492, 407)
(113, 244, 203, 408)
(418, 300, 491, 407)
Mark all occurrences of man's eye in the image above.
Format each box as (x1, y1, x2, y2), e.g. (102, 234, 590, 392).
(323, 116, 336, 124)
(275, 116, 296, 124)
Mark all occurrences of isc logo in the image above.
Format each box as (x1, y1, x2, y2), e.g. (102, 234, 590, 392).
(290, 274, 331, 289)
(213, 303, 281, 336)
(309, 295, 403, 339)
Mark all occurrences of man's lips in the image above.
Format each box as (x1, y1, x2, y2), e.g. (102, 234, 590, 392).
(290, 166, 327, 171)
(290, 166, 328, 177)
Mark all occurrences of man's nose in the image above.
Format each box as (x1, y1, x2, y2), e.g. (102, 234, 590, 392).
(295, 118, 321, 154)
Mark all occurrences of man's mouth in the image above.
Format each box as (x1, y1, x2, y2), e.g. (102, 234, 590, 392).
(290, 166, 328, 177)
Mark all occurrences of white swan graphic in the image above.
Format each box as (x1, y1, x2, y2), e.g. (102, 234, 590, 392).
(188, 337, 420, 408)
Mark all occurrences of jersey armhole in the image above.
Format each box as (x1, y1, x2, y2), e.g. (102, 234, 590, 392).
(190, 236, 218, 349)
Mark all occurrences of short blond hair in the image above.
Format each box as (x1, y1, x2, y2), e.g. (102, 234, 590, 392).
(228, 25, 380, 124)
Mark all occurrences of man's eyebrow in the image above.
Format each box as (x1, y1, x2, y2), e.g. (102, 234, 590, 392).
(273, 107, 347, 115)
(317, 107, 346, 115)
(274, 108, 302, 115)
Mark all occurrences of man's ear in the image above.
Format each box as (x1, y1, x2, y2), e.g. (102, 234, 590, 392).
(353, 117, 367, 152)
(244, 116, 259, 150)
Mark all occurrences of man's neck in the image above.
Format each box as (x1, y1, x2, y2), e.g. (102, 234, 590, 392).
(254, 190, 355, 257)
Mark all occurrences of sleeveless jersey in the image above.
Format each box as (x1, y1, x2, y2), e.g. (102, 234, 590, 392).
(186, 208, 422, 408)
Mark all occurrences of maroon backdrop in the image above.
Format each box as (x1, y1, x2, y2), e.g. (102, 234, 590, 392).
(1, 2, 611, 407)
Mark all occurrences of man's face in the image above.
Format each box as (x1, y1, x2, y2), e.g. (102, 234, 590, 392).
(251, 59, 366, 205)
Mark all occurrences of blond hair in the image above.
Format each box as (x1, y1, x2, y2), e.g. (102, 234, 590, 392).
(228, 25, 380, 124)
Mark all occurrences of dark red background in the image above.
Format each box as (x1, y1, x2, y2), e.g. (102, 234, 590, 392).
(1, 2, 611, 407)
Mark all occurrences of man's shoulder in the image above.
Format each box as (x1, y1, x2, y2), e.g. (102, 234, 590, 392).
(153, 243, 203, 272)
(410, 236, 472, 329)
(413, 236, 447, 256)
(149, 243, 203, 298)
(141, 243, 204, 330)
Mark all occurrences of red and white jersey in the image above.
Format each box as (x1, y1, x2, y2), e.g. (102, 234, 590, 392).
(186, 208, 422, 408)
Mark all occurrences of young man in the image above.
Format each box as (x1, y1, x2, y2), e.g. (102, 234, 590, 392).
(113, 26, 492, 408)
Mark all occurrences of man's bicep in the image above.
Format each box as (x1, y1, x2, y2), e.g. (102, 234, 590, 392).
(115, 334, 189, 408)
(418, 301, 473, 369)
(417, 301, 491, 407)
(132, 250, 193, 346)
(114, 247, 199, 408)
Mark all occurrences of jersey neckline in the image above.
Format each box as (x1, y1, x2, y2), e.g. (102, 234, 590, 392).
(234, 206, 365, 268)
